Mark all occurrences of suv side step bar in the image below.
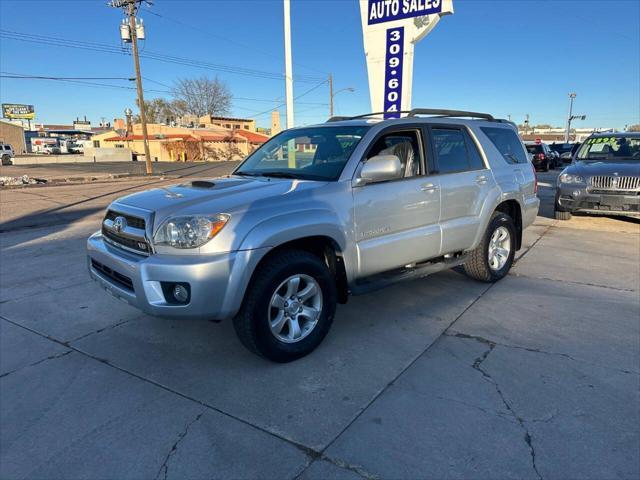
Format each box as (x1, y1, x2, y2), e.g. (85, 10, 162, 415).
(350, 254, 469, 296)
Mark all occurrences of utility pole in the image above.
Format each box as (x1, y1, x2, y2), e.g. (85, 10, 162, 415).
(328, 74, 354, 119)
(110, 0, 153, 175)
(329, 73, 334, 117)
(565, 93, 576, 143)
(283, 0, 295, 167)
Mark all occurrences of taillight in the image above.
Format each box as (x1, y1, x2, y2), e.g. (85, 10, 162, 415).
(532, 163, 538, 194)
(535, 153, 546, 160)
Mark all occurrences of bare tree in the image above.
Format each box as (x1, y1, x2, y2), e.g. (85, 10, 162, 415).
(171, 76, 231, 117)
(135, 98, 187, 124)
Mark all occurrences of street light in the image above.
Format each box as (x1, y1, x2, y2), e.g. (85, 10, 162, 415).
(564, 93, 577, 143)
(330, 86, 355, 117)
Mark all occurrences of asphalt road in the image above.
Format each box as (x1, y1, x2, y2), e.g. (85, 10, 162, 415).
(1, 168, 638, 479)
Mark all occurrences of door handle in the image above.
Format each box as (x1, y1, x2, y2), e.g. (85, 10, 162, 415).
(476, 175, 488, 185)
(421, 183, 439, 192)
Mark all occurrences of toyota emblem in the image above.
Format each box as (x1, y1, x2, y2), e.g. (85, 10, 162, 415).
(113, 216, 127, 233)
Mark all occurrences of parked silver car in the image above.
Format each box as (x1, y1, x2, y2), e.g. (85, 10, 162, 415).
(87, 109, 539, 362)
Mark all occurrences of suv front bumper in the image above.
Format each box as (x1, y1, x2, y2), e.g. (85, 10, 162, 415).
(87, 231, 266, 320)
(556, 185, 640, 217)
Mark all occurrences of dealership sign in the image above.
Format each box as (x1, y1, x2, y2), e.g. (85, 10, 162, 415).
(360, 0, 453, 118)
(2, 103, 36, 120)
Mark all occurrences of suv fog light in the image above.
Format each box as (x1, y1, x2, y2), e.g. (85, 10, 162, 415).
(173, 284, 189, 303)
(573, 190, 581, 197)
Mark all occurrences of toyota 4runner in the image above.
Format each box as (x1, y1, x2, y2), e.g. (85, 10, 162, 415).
(87, 109, 540, 362)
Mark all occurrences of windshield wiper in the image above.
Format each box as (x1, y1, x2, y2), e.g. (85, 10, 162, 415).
(233, 171, 257, 177)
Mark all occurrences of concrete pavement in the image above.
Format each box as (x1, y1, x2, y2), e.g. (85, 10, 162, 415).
(0, 170, 638, 479)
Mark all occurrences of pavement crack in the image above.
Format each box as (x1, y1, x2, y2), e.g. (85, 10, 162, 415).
(320, 455, 380, 480)
(155, 412, 204, 480)
(467, 338, 543, 480)
(0, 350, 72, 379)
(446, 331, 638, 376)
(510, 273, 637, 293)
(68, 318, 135, 344)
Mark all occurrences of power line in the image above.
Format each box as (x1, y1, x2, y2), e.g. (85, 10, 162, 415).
(141, 6, 326, 76)
(0, 29, 325, 83)
(0, 74, 135, 80)
(0, 72, 169, 94)
(247, 80, 329, 118)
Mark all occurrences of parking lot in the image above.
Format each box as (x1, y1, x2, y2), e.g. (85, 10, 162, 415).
(1, 168, 638, 479)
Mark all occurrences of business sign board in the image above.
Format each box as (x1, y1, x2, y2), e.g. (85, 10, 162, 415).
(2, 103, 36, 120)
(360, 0, 453, 118)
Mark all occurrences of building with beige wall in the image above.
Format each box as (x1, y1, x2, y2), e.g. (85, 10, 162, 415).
(0, 119, 27, 154)
(198, 115, 256, 132)
(87, 123, 269, 162)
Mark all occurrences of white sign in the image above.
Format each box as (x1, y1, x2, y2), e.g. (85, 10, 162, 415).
(360, 0, 454, 118)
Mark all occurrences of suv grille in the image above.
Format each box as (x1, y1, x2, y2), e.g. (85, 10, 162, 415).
(102, 210, 151, 256)
(91, 259, 134, 291)
(104, 210, 146, 229)
(590, 176, 640, 191)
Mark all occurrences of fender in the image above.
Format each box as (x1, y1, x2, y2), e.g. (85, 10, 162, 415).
(469, 184, 524, 251)
(220, 209, 355, 316)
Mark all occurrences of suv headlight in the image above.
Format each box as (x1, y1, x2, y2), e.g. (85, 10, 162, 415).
(153, 214, 229, 249)
(559, 173, 584, 184)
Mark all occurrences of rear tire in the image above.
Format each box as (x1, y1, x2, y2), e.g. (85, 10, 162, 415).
(555, 210, 572, 220)
(1, 155, 11, 166)
(464, 212, 516, 283)
(233, 249, 337, 362)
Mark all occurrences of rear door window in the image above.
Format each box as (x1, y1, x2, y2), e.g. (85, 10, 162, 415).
(431, 128, 470, 174)
(482, 127, 529, 164)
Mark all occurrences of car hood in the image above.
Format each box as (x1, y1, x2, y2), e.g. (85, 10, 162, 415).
(115, 175, 328, 221)
(570, 160, 640, 177)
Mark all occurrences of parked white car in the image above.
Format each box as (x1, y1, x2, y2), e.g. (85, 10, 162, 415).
(1, 144, 15, 165)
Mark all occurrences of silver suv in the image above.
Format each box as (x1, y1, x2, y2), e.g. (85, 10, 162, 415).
(87, 109, 539, 362)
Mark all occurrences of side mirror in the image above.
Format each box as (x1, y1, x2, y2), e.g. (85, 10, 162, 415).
(356, 154, 402, 185)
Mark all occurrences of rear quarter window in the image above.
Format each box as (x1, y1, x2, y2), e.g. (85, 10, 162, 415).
(481, 127, 529, 164)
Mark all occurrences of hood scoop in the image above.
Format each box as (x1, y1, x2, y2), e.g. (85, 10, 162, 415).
(189, 180, 216, 189)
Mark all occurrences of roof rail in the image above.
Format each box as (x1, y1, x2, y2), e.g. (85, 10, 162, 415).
(327, 109, 497, 122)
(407, 109, 495, 120)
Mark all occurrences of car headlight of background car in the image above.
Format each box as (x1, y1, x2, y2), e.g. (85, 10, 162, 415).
(559, 173, 585, 184)
(153, 214, 229, 248)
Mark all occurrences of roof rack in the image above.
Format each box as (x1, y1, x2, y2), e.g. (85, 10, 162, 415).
(327, 109, 497, 123)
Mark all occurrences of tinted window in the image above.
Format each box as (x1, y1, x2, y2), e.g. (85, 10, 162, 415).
(526, 144, 543, 155)
(432, 129, 469, 173)
(464, 132, 485, 170)
(481, 127, 529, 164)
(368, 130, 423, 178)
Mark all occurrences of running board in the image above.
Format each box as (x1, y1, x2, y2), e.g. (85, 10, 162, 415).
(350, 254, 469, 296)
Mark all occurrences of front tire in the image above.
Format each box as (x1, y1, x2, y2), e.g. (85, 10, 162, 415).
(555, 210, 572, 220)
(233, 250, 337, 362)
(464, 212, 516, 283)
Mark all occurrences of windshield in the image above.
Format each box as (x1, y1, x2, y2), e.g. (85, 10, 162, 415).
(235, 126, 370, 181)
(577, 136, 640, 161)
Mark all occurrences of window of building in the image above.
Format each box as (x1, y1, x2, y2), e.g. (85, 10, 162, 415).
(244, 125, 250, 130)
(234, 124, 241, 129)
(93, 140, 100, 148)
(115, 144, 124, 148)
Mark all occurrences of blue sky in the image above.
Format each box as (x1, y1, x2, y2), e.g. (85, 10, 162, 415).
(1, 0, 638, 129)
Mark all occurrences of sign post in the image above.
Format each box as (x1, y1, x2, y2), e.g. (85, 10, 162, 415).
(360, 0, 454, 118)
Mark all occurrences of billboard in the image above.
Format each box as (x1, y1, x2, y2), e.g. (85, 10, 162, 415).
(360, 0, 454, 118)
(2, 104, 36, 120)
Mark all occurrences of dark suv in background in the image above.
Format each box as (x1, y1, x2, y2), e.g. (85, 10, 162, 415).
(550, 142, 581, 165)
(525, 141, 554, 171)
(555, 132, 640, 220)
